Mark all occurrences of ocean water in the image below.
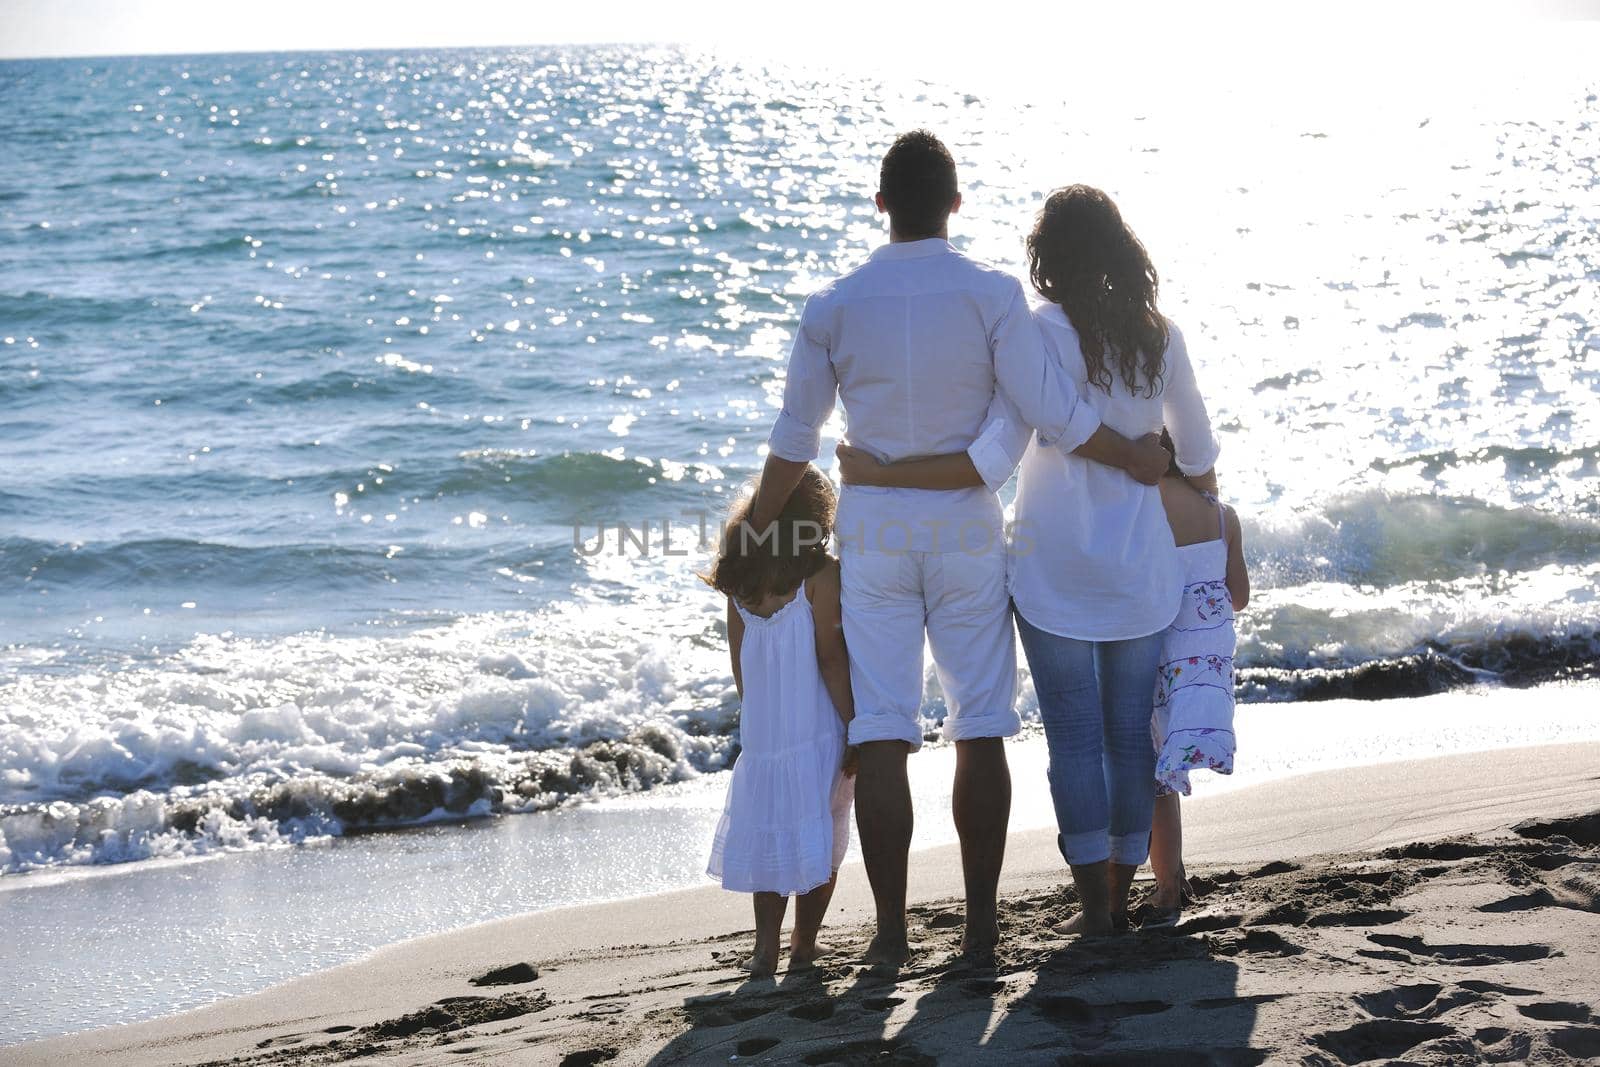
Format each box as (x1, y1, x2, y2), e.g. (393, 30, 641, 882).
(2, 44, 1600, 883)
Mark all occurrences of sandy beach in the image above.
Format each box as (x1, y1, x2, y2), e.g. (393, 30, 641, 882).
(13, 741, 1599, 1066)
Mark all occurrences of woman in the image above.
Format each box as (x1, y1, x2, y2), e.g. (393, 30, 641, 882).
(836, 185, 1219, 934)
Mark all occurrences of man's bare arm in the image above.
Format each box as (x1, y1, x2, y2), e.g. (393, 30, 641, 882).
(1074, 426, 1172, 486)
(835, 444, 984, 489)
(750, 453, 809, 531)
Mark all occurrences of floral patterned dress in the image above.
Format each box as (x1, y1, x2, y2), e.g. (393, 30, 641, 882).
(1152, 496, 1236, 796)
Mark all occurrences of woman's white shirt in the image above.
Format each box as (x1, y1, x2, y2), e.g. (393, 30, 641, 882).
(968, 303, 1220, 640)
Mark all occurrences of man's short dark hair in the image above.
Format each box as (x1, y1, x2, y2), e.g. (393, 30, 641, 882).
(878, 130, 958, 240)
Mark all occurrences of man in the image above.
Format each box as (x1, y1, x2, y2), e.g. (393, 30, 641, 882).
(750, 130, 1167, 963)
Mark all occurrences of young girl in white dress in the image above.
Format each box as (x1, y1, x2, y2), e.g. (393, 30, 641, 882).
(1145, 432, 1250, 926)
(706, 465, 856, 976)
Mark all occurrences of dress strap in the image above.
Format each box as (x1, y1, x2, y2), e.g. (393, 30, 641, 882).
(1199, 490, 1226, 544)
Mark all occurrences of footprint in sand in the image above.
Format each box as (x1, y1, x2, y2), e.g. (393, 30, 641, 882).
(1459, 979, 1541, 997)
(1513, 812, 1600, 847)
(1305, 908, 1409, 927)
(1037, 995, 1171, 1026)
(470, 961, 540, 986)
(737, 1036, 782, 1055)
(1472, 1026, 1536, 1063)
(1360, 933, 1553, 967)
(1354, 982, 1485, 1020)
(788, 1001, 834, 1022)
(1480, 864, 1600, 914)
(1192, 994, 1287, 1011)
(1210, 928, 1304, 957)
(686, 995, 773, 1028)
(1312, 1019, 1454, 1064)
(558, 1048, 619, 1067)
(1516, 1001, 1595, 1024)
(1549, 1027, 1600, 1059)
(364, 991, 549, 1040)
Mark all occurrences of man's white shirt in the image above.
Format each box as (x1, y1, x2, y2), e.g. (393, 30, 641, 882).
(767, 237, 1100, 554)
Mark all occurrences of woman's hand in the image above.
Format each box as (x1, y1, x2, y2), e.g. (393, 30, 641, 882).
(1125, 433, 1172, 486)
(834, 443, 883, 486)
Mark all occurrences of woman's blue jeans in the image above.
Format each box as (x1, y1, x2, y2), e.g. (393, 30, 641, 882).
(1014, 608, 1163, 867)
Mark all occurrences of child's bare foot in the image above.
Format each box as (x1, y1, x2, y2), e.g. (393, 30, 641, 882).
(861, 932, 910, 967)
(1054, 910, 1113, 938)
(1148, 882, 1183, 913)
(787, 940, 830, 971)
(739, 952, 778, 978)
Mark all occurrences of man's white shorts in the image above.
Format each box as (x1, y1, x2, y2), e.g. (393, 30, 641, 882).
(840, 544, 1020, 749)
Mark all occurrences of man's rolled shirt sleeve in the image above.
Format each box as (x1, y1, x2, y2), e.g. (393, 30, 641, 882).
(765, 298, 837, 462)
(991, 283, 1100, 452)
(966, 387, 1036, 494)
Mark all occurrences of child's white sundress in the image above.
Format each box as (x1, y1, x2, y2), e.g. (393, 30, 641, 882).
(707, 577, 854, 896)
(1152, 495, 1237, 796)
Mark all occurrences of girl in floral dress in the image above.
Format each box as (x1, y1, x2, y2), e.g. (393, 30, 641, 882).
(1145, 434, 1250, 927)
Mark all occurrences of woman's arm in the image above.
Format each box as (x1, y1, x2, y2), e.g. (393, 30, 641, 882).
(808, 561, 855, 729)
(1223, 506, 1250, 610)
(835, 444, 985, 490)
(726, 597, 745, 700)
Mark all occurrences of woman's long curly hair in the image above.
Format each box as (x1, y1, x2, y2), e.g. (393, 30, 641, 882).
(1026, 185, 1168, 397)
(705, 465, 836, 606)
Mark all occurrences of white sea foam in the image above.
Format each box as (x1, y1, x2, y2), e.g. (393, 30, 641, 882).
(6, 549, 1598, 873)
(0, 600, 735, 873)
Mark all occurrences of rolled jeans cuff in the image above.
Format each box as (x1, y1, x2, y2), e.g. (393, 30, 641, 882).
(1057, 829, 1110, 867)
(1109, 831, 1151, 866)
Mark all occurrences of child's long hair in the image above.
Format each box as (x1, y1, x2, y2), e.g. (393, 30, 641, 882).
(1026, 185, 1168, 398)
(706, 465, 836, 606)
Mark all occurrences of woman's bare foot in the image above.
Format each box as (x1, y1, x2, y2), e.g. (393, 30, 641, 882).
(1054, 909, 1113, 937)
(739, 952, 778, 978)
(861, 932, 910, 967)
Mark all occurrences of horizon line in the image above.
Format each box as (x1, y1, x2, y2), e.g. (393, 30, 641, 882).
(0, 39, 692, 63)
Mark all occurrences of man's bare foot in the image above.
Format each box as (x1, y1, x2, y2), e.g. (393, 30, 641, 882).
(787, 941, 830, 971)
(739, 953, 778, 978)
(959, 923, 1000, 964)
(1054, 910, 1113, 938)
(861, 932, 910, 967)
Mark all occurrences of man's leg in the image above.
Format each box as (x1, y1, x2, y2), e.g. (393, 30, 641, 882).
(840, 547, 925, 966)
(854, 740, 913, 964)
(952, 737, 1010, 957)
(924, 545, 1021, 958)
